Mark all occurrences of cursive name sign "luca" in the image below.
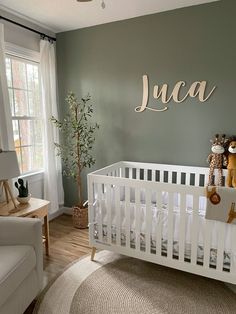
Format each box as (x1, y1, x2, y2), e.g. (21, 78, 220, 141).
(135, 75, 216, 112)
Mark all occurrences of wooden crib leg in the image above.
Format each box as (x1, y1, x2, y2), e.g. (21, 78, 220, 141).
(91, 247, 96, 261)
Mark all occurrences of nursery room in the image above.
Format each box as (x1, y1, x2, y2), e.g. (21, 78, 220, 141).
(0, 0, 236, 313)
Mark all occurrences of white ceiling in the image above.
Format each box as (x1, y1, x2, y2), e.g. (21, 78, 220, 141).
(0, 0, 219, 33)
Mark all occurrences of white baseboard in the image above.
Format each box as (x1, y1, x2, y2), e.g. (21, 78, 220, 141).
(47, 206, 72, 221)
(49, 206, 65, 221)
(63, 206, 73, 215)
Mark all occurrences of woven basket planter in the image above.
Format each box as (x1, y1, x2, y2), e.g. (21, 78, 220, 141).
(73, 206, 88, 229)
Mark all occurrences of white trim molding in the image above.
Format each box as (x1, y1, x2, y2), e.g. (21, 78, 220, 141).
(20, 170, 44, 183)
(49, 206, 65, 221)
(5, 41, 40, 62)
(63, 206, 73, 215)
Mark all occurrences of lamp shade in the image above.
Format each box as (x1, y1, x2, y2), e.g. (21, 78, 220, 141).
(0, 151, 20, 180)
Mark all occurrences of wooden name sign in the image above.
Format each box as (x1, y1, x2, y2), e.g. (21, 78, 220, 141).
(135, 75, 216, 112)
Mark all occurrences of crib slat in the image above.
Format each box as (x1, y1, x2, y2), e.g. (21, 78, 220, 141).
(195, 173, 200, 186)
(115, 185, 121, 246)
(160, 171, 164, 183)
(144, 169, 148, 181)
(135, 187, 141, 251)
(179, 193, 186, 262)
(88, 177, 94, 243)
(152, 170, 155, 182)
(156, 190, 163, 256)
(191, 195, 199, 265)
(98, 184, 103, 242)
(106, 184, 112, 244)
(136, 168, 140, 180)
(203, 220, 211, 269)
(125, 186, 130, 248)
(167, 192, 174, 259)
(186, 173, 191, 185)
(167, 171, 171, 183)
(145, 189, 151, 253)
(129, 168, 132, 179)
(216, 223, 226, 271)
(231, 226, 236, 273)
(177, 172, 181, 185)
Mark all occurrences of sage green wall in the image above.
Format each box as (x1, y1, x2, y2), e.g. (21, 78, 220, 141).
(57, 0, 236, 206)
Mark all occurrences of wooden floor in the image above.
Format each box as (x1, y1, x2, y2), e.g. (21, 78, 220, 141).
(43, 214, 90, 286)
(25, 214, 90, 313)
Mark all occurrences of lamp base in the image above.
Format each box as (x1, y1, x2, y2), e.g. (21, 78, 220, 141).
(0, 180, 17, 209)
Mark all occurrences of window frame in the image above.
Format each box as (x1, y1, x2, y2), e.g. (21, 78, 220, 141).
(5, 43, 44, 176)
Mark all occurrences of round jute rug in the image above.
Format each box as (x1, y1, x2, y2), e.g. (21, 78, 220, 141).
(34, 250, 236, 314)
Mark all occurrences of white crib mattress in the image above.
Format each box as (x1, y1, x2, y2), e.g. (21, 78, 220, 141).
(93, 198, 232, 270)
(94, 224, 231, 270)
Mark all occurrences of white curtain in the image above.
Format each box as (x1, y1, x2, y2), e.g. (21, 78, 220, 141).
(40, 39, 64, 214)
(0, 23, 14, 151)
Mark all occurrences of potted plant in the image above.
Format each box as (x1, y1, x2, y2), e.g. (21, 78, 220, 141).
(51, 92, 99, 228)
(15, 178, 31, 204)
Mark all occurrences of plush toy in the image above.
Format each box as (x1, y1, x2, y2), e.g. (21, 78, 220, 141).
(226, 138, 236, 188)
(207, 134, 227, 186)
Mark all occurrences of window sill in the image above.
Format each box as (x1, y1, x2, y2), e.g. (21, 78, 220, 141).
(20, 170, 44, 183)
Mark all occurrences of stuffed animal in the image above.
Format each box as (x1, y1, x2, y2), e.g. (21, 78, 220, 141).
(207, 134, 227, 186)
(226, 138, 236, 188)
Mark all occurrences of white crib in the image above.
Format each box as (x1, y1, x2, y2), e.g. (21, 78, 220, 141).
(88, 161, 236, 284)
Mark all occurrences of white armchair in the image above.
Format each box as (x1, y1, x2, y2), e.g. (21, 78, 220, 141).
(0, 217, 43, 314)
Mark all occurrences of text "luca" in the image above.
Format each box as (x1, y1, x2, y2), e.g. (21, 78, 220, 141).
(135, 75, 216, 112)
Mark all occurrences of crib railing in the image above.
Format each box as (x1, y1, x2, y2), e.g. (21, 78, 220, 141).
(93, 161, 227, 187)
(88, 162, 236, 284)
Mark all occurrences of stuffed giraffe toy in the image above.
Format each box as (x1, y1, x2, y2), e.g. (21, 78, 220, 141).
(226, 138, 236, 188)
(227, 202, 236, 223)
(207, 134, 227, 186)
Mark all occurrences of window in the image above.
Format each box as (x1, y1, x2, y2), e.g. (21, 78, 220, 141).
(5, 55, 44, 174)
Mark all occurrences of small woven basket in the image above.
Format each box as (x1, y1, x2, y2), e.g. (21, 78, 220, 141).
(73, 206, 88, 229)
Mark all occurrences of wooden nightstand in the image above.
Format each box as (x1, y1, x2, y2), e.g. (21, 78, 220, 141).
(0, 197, 50, 255)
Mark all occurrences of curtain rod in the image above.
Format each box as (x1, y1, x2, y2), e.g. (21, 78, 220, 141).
(0, 15, 56, 42)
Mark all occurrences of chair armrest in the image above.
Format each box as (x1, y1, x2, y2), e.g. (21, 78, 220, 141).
(0, 217, 43, 290)
(0, 217, 42, 246)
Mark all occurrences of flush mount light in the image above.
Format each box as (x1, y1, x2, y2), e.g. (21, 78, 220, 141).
(101, 0, 105, 9)
(77, 0, 106, 9)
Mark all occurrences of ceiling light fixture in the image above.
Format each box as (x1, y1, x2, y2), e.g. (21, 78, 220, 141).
(101, 1, 105, 9)
(77, 0, 106, 9)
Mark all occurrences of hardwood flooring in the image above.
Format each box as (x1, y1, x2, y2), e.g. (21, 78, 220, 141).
(43, 214, 90, 286)
(25, 214, 90, 313)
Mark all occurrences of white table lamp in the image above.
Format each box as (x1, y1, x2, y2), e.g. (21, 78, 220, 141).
(0, 150, 20, 208)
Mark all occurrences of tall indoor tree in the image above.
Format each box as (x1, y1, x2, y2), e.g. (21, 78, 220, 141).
(51, 92, 99, 227)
